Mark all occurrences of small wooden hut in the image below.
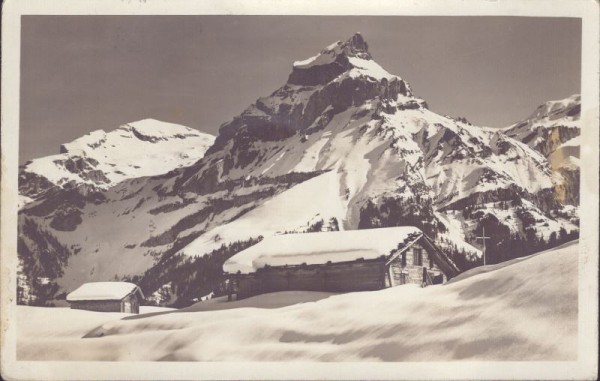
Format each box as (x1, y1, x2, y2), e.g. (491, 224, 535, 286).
(66, 282, 144, 313)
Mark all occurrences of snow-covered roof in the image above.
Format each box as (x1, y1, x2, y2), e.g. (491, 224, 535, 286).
(67, 282, 144, 302)
(223, 226, 423, 274)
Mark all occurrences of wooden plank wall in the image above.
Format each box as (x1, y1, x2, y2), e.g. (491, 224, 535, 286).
(123, 294, 140, 314)
(234, 259, 388, 299)
(68, 294, 140, 313)
(69, 300, 123, 312)
(388, 242, 446, 285)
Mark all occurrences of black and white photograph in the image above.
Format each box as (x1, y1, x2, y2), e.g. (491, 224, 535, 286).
(1, 0, 598, 380)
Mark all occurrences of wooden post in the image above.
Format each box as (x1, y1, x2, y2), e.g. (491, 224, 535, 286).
(476, 227, 491, 266)
(227, 277, 232, 301)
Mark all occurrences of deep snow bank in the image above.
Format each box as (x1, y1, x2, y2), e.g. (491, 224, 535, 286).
(17, 241, 578, 361)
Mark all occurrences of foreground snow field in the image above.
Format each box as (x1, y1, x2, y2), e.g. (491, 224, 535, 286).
(17, 241, 578, 361)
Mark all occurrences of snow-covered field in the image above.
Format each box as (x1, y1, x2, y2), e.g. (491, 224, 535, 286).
(17, 241, 578, 361)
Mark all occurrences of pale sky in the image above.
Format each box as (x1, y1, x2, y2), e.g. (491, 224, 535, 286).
(20, 16, 581, 163)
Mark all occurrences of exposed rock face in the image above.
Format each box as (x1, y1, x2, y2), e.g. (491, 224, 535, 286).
(554, 166, 580, 205)
(53, 157, 112, 183)
(287, 33, 371, 86)
(508, 125, 579, 157)
(504, 94, 580, 156)
(504, 94, 581, 206)
(287, 55, 350, 86)
(49, 208, 83, 231)
(18, 171, 59, 201)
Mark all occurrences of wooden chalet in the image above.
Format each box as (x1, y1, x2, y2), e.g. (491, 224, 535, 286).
(66, 281, 144, 314)
(223, 226, 459, 300)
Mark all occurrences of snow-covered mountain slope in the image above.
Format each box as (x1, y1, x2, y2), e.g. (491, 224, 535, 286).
(19, 119, 215, 204)
(504, 94, 580, 160)
(18, 167, 323, 295)
(504, 95, 580, 206)
(17, 33, 579, 306)
(18, 241, 578, 361)
(172, 33, 574, 259)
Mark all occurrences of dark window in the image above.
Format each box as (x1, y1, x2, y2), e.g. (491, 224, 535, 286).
(413, 248, 423, 266)
(400, 273, 406, 285)
(401, 252, 406, 267)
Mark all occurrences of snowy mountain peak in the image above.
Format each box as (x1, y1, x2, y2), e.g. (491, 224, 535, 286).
(19, 119, 215, 203)
(336, 31, 371, 58)
(122, 118, 202, 140)
(292, 32, 371, 70)
(207, 33, 419, 156)
(505, 94, 580, 133)
(527, 94, 580, 124)
(59, 119, 204, 155)
(288, 33, 402, 86)
(504, 94, 580, 159)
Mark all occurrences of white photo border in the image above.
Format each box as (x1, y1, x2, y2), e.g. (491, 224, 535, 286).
(1, 0, 598, 380)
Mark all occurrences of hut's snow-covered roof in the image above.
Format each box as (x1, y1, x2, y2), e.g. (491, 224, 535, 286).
(224, 226, 422, 274)
(67, 282, 143, 302)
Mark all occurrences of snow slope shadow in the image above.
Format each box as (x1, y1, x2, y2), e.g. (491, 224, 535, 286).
(83, 291, 336, 338)
(119, 291, 336, 321)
